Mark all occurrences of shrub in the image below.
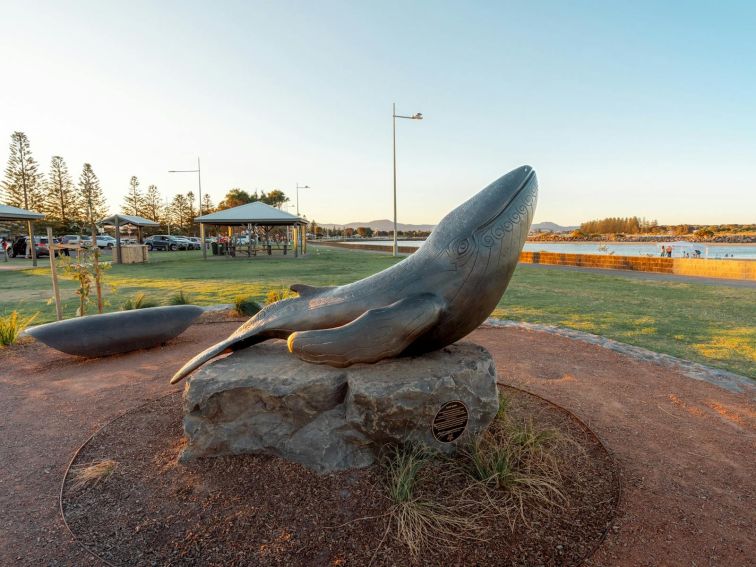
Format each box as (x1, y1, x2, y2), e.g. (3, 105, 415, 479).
(0, 311, 37, 346)
(265, 286, 296, 305)
(234, 296, 262, 316)
(169, 290, 192, 305)
(121, 292, 158, 310)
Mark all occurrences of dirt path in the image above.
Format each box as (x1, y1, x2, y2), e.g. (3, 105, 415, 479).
(1, 323, 753, 566)
(471, 327, 755, 567)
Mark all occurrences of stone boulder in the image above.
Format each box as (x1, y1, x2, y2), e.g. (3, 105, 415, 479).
(181, 341, 499, 473)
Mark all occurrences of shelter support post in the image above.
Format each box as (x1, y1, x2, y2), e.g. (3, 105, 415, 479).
(200, 223, 206, 260)
(114, 217, 122, 264)
(27, 220, 37, 267)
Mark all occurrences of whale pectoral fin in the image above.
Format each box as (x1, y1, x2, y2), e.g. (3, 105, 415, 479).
(287, 293, 445, 367)
(290, 283, 336, 296)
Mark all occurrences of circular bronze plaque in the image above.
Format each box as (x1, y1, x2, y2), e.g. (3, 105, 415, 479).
(432, 400, 469, 443)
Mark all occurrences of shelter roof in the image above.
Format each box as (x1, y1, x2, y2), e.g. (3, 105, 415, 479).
(99, 214, 160, 227)
(195, 202, 304, 225)
(0, 204, 45, 221)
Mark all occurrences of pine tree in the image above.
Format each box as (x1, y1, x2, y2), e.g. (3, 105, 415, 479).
(44, 156, 78, 229)
(168, 193, 190, 234)
(201, 193, 214, 214)
(142, 184, 163, 222)
(78, 163, 108, 226)
(122, 175, 143, 216)
(1, 131, 44, 210)
(186, 191, 197, 232)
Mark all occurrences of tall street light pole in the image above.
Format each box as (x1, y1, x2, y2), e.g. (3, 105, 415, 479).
(392, 103, 423, 256)
(295, 183, 310, 216)
(169, 156, 203, 215)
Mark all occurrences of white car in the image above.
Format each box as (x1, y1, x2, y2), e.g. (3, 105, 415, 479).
(94, 235, 117, 248)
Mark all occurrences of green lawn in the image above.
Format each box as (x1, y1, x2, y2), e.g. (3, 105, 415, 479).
(1, 246, 754, 378)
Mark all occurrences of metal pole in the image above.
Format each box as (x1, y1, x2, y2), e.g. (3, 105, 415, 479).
(197, 156, 203, 216)
(392, 102, 397, 257)
(200, 223, 206, 260)
(296, 185, 300, 216)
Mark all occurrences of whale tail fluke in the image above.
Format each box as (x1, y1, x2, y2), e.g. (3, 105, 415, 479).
(170, 332, 267, 384)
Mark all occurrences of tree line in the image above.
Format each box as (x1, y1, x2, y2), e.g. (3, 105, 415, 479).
(579, 216, 658, 235)
(1, 131, 107, 233)
(1, 131, 293, 236)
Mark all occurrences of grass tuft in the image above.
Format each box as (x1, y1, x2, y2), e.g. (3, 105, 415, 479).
(121, 292, 158, 310)
(234, 296, 262, 316)
(265, 286, 297, 304)
(169, 290, 192, 305)
(379, 444, 485, 559)
(69, 459, 118, 490)
(459, 412, 566, 527)
(0, 311, 37, 346)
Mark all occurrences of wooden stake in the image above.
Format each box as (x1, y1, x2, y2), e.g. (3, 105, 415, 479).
(91, 224, 103, 313)
(47, 227, 63, 321)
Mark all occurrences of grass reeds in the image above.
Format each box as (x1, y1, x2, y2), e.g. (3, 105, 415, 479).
(373, 397, 568, 557)
(379, 444, 485, 559)
(121, 292, 158, 310)
(234, 296, 262, 316)
(265, 286, 297, 304)
(169, 290, 192, 305)
(0, 311, 37, 346)
(69, 459, 118, 491)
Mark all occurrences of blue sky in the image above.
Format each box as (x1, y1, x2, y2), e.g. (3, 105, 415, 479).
(1, 0, 754, 225)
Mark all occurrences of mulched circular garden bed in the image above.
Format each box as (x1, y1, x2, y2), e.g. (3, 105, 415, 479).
(61, 387, 619, 566)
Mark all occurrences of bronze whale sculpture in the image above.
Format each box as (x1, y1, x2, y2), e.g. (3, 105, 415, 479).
(171, 165, 537, 384)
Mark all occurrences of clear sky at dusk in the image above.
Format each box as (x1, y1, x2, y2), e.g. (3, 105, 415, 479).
(1, 0, 754, 225)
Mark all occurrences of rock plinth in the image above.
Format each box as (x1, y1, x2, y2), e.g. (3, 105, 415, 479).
(181, 341, 499, 473)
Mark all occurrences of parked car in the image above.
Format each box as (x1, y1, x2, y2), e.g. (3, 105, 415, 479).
(94, 235, 117, 248)
(177, 237, 201, 250)
(145, 235, 180, 251)
(59, 234, 116, 248)
(186, 237, 203, 250)
(172, 237, 194, 250)
(7, 236, 55, 258)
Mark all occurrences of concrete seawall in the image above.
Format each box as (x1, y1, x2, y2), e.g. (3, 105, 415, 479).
(316, 242, 756, 281)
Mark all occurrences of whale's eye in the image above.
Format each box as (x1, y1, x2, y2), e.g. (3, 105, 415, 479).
(455, 238, 470, 255)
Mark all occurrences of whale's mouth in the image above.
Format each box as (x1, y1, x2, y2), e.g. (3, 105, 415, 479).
(475, 167, 536, 232)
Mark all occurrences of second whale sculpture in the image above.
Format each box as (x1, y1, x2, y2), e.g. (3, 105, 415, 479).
(171, 165, 537, 384)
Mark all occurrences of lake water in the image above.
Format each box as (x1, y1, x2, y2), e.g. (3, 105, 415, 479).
(343, 240, 756, 260)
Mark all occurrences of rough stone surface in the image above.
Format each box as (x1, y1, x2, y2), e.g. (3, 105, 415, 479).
(181, 340, 499, 473)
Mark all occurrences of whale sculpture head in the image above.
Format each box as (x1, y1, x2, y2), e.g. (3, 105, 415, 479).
(423, 165, 537, 271)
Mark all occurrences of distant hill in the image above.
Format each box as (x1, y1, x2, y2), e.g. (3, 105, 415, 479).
(319, 219, 575, 233)
(531, 221, 578, 233)
(322, 219, 436, 232)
